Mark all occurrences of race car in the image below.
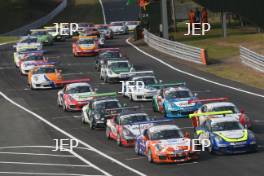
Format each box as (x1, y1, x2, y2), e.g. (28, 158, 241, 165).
(14, 49, 44, 68)
(125, 21, 140, 31)
(95, 24, 114, 39)
(82, 93, 122, 129)
(152, 84, 201, 118)
(44, 26, 66, 41)
(106, 111, 153, 146)
(19, 54, 48, 75)
(57, 82, 95, 111)
(109, 21, 128, 35)
(190, 111, 257, 154)
(75, 31, 105, 47)
(27, 65, 63, 90)
(100, 60, 135, 83)
(14, 36, 42, 52)
(122, 72, 159, 101)
(95, 48, 122, 71)
(191, 98, 252, 128)
(72, 37, 99, 57)
(30, 29, 53, 45)
(135, 124, 198, 163)
(76, 23, 95, 33)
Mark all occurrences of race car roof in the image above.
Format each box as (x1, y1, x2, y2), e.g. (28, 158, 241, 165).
(209, 115, 240, 124)
(204, 102, 236, 109)
(149, 124, 180, 133)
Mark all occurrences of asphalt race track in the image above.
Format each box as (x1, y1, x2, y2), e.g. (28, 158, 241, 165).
(0, 0, 264, 176)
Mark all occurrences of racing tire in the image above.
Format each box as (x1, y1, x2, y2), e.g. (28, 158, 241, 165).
(57, 97, 62, 107)
(89, 120, 95, 130)
(147, 149, 153, 163)
(29, 83, 35, 90)
(117, 133, 122, 146)
(106, 127, 111, 139)
(62, 102, 68, 112)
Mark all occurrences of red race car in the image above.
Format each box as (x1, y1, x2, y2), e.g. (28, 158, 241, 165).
(72, 37, 99, 57)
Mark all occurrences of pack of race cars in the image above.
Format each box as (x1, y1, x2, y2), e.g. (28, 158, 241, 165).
(12, 21, 257, 164)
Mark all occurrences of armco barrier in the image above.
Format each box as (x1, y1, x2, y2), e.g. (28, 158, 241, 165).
(240, 46, 264, 73)
(3, 0, 67, 36)
(143, 29, 207, 65)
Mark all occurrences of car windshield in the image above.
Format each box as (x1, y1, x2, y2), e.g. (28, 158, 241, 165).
(31, 31, 47, 35)
(211, 106, 239, 113)
(26, 55, 43, 61)
(34, 67, 56, 74)
(121, 115, 150, 125)
(95, 101, 121, 111)
(78, 39, 94, 45)
(150, 129, 184, 140)
(67, 86, 91, 94)
(102, 52, 121, 58)
(111, 22, 123, 26)
(137, 77, 157, 86)
(211, 121, 243, 132)
(165, 90, 192, 99)
(109, 62, 129, 69)
(21, 38, 38, 43)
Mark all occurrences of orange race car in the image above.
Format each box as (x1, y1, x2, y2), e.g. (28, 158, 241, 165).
(135, 124, 199, 163)
(27, 65, 63, 89)
(72, 36, 99, 57)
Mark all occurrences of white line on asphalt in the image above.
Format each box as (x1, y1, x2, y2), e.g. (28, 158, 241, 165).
(0, 151, 74, 157)
(126, 39, 264, 98)
(0, 145, 93, 151)
(0, 161, 91, 167)
(254, 120, 264, 123)
(0, 172, 104, 176)
(177, 161, 199, 166)
(98, 0, 106, 24)
(0, 92, 147, 176)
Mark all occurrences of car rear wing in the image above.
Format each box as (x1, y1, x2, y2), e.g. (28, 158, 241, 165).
(119, 71, 154, 77)
(188, 97, 229, 104)
(56, 78, 91, 86)
(189, 110, 233, 119)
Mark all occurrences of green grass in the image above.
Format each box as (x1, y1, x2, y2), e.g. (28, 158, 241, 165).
(50, 0, 103, 24)
(0, 0, 60, 34)
(0, 36, 19, 44)
(169, 20, 264, 89)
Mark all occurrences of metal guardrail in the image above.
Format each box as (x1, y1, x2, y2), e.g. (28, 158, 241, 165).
(143, 29, 207, 65)
(3, 0, 67, 36)
(240, 46, 264, 73)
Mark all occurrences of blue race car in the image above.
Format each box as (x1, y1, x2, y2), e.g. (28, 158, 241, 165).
(192, 112, 257, 154)
(152, 86, 201, 118)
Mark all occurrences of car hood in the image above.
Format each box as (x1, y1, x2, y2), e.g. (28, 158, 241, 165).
(214, 130, 246, 139)
(70, 92, 95, 102)
(33, 73, 59, 83)
(111, 67, 130, 74)
(155, 138, 191, 152)
(124, 123, 153, 136)
(168, 98, 196, 107)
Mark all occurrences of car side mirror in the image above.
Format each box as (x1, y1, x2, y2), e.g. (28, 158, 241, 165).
(184, 132, 190, 138)
(240, 108, 245, 114)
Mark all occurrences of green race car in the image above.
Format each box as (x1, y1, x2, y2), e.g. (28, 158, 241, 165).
(30, 29, 54, 45)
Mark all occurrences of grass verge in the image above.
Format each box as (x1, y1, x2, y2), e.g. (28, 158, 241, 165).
(0, 36, 19, 44)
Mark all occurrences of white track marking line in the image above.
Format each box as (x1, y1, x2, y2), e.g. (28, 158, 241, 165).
(0, 161, 90, 167)
(98, 0, 106, 24)
(0, 151, 74, 157)
(0, 172, 104, 176)
(0, 92, 147, 176)
(126, 39, 264, 98)
(126, 157, 145, 161)
(177, 161, 199, 166)
(0, 145, 93, 151)
(68, 150, 111, 176)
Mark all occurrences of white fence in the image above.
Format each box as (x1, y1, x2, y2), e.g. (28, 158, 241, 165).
(3, 0, 67, 36)
(240, 46, 264, 73)
(143, 29, 207, 65)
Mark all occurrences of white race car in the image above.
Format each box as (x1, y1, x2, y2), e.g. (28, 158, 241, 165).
(14, 50, 44, 68)
(19, 54, 47, 75)
(195, 101, 252, 128)
(14, 36, 42, 52)
(109, 21, 128, 35)
(125, 21, 140, 31)
(123, 73, 159, 101)
(100, 60, 135, 83)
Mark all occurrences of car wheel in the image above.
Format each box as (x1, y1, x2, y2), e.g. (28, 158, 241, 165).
(147, 149, 153, 163)
(135, 143, 140, 155)
(104, 76, 108, 83)
(117, 133, 122, 146)
(29, 83, 35, 90)
(57, 97, 62, 107)
(81, 114, 86, 124)
(62, 102, 68, 112)
(129, 94, 134, 101)
(106, 127, 111, 139)
(89, 120, 95, 130)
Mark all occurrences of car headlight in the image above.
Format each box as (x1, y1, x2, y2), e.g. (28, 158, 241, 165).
(94, 114, 101, 120)
(33, 76, 38, 81)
